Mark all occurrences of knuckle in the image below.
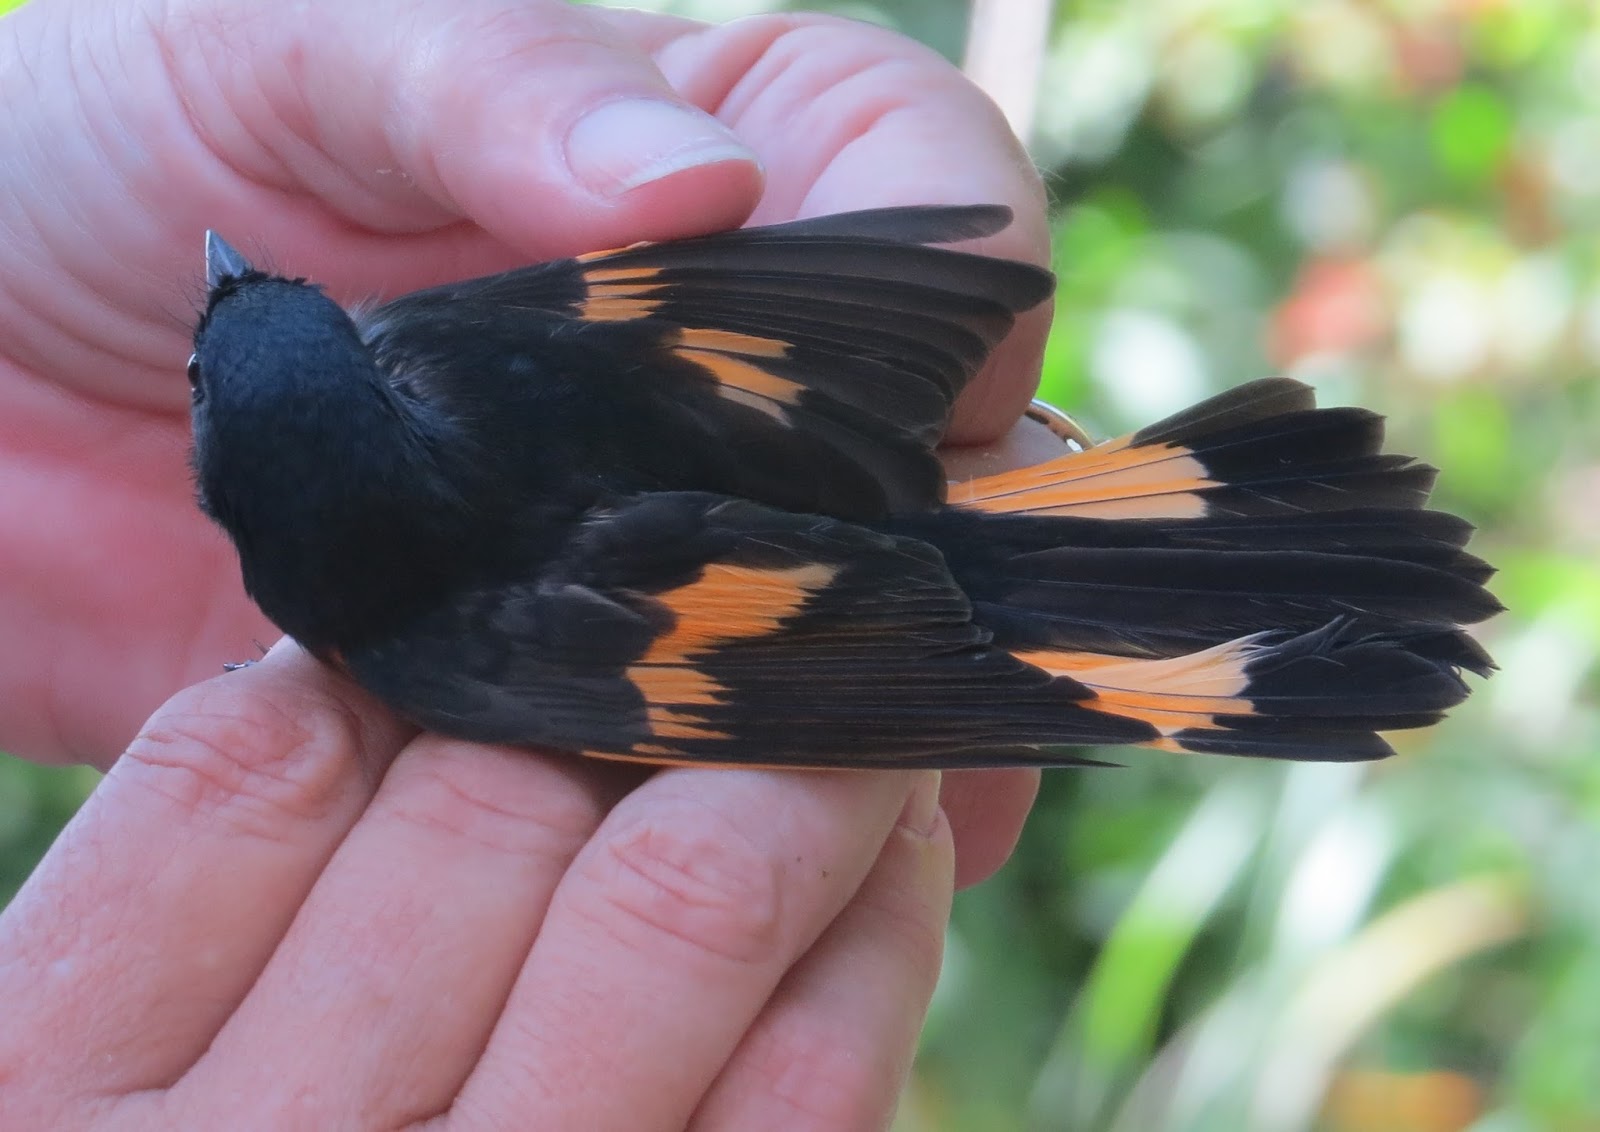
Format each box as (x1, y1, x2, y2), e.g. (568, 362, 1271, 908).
(116, 679, 366, 840)
(582, 802, 786, 967)
(404, 6, 620, 95)
(383, 743, 605, 860)
(856, 865, 948, 985)
(759, 13, 943, 75)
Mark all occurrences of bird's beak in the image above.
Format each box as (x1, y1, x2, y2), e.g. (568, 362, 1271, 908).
(205, 231, 251, 289)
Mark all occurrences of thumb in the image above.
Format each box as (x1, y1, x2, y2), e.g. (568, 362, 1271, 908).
(162, 0, 763, 255)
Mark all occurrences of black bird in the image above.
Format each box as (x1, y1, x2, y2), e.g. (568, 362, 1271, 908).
(189, 206, 1498, 768)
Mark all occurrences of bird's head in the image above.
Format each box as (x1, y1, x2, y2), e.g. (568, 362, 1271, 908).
(188, 233, 404, 519)
(187, 233, 458, 643)
(191, 233, 386, 437)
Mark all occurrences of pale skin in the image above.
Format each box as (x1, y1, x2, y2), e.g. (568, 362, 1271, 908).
(0, 1, 1064, 1127)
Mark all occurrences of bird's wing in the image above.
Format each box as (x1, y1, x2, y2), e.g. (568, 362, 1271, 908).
(343, 491, 1149, 769)
(358, 206, 1053, 518)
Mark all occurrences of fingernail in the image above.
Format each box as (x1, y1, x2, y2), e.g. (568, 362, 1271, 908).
(896, 771, 943, 839)
(565, 99, 758, 197)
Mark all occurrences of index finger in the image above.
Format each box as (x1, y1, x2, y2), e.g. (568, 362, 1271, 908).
(599, 9, 1052, 444)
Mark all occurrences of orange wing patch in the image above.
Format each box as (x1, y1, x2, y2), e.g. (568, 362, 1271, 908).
(950, 438, 1214, 519)
(637, 561, 838, 662)
(575, 245, 654, 264)
(573, 264, 803, 422)
(630, 664, 723, 706)
(626, 562, 840, 748)
(573, 262, 667, 322)
(666, 328, 800, 422)
(676, 328, 789, 357)
(578, 287, 664, 322)
(677, 352, 801, 422)
(1015, 637, 1260, 743)
(643, 708, 731, 741)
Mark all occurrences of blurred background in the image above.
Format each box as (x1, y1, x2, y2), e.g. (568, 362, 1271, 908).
(3, 0, 1597, 1128)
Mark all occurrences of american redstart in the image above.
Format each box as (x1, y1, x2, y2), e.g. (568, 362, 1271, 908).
(189, 206, 1497, 768)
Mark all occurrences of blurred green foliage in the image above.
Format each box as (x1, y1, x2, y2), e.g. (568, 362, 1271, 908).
(918, 2, 1599, 1129)
(3, 0, 1598, 1129)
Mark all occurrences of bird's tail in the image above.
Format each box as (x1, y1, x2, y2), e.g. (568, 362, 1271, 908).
(909, 378, 1501, 760)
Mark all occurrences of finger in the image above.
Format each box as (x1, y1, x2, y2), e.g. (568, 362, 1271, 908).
(159, 0, 764, 279)
(163, 738, 635, 1129)
(939, 413, 1076, 483)
(448, 767, 916, 1132)
(0, 643, 409, 1104)
(939, 768, 1040, 889)
(603, 10, 1052, 443)
(689, 772, 953, 1132)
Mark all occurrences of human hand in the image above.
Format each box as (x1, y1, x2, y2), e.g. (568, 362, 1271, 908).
(0, 645, 953, 1131)
(0, 0, 1050, 884)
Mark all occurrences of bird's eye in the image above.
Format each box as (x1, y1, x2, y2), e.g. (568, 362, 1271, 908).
(187, 354, 203, 397)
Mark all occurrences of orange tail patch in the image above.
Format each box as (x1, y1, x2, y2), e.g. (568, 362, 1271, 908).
(948, 434, 1217, 520)
(1013, 637, 1264, 751)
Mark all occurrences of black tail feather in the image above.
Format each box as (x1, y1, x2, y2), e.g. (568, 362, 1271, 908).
(915, 378, 1498, 762)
